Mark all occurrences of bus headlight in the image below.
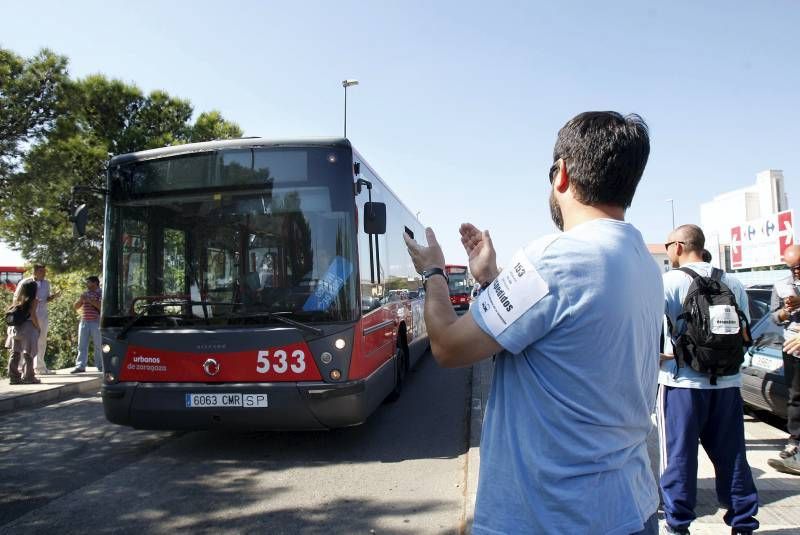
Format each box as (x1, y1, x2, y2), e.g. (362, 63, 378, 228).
(334, 339, 346, 350)
(102, 344, 112, 354)
(330, 369, 341, 380)
(104, 372, 117, 383)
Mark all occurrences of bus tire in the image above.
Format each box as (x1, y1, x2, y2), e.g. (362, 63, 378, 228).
(384, 343, 408, 403)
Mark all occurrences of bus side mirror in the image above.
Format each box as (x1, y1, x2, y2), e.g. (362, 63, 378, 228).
(363, 202, 386, 235)
(71, 204, 88, 237)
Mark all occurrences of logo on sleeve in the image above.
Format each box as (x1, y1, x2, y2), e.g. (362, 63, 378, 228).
(493, 280, 513, 312)
(477, 250, 549, 337)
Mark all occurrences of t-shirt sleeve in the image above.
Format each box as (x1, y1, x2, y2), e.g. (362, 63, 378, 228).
(471, 238, 560, 355)
(662, 271, 684, 332)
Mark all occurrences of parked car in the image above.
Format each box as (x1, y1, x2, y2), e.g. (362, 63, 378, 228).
(745, 285, 773, 328)
(740, 313, 788, 418)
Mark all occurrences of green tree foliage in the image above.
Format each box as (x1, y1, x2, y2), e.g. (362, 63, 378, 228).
(0, 48, 68, 180)
(190, 110, 244, 143)
(0, 47, 243, 272)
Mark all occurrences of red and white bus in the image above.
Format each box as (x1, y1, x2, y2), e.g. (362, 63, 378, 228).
(0, 266, 25, 292)
(445, 264, 471, 310)
(95, 138, 428, 430)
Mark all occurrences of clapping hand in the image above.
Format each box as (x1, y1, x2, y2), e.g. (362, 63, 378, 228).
(785, 334, 800, 357)
(459, 223, 499, 287)
(404, 228, 446, 274)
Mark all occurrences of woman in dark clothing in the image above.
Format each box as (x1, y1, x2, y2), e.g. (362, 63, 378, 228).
(6, 279, 41, 384)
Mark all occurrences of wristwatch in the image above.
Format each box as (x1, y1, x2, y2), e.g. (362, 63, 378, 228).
(422, 267, 448, 288)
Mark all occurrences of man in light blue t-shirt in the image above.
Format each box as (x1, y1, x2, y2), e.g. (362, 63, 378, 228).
(658, 224, 758, 535)
(405, 112, 662, 534)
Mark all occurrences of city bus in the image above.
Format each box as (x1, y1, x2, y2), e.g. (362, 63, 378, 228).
(0, 266, 25, 292)
(87, 138, 428, 430)
(445, 264, 471, 310)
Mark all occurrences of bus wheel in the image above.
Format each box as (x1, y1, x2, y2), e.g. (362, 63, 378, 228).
(384, 344, 408, 403)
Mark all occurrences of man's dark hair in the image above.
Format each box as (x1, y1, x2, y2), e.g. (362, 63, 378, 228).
(85, 275, 100, 284)
(702, 249, 712, 263)
(33, 264, 45, 270)
(553, 111, 650, 208)
(675, 224, 705, 253)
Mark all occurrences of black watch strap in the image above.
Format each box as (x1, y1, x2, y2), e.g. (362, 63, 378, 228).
(422, 267, 448, 284)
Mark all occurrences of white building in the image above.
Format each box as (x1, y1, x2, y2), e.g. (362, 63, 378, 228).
(647, 244, 671, 273)
(700, 169, 790, 267)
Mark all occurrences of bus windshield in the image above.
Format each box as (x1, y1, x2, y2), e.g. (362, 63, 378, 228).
(104, 146, 358, 327)
(448, 273, 470, 295)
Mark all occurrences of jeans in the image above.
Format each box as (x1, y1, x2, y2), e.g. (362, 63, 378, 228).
(76, 320, 102, 370)
(785, 352, 800, 443)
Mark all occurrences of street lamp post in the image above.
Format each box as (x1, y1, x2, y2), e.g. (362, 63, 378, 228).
(666, 198, 675, 229)
(342, 79, 359, 138)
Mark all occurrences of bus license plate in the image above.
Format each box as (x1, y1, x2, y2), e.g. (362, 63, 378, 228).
(751, 355, 783, 373)
(185, 393, 268, 408)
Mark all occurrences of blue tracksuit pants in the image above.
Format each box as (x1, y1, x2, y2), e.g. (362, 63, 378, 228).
(656, 385, 759, 532)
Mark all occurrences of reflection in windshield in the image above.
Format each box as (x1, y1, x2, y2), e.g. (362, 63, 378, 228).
(106, 186, 357, 326)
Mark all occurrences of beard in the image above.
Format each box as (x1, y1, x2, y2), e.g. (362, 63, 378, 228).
(549, 189, 564, 231)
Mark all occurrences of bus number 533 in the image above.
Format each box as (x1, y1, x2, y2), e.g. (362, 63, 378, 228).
(256, 349, 307, 374)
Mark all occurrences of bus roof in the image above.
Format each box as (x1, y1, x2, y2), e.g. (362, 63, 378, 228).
(109, 138, 352, 166)
(109, 138, 426, 231)
(0, 266, 25, 272)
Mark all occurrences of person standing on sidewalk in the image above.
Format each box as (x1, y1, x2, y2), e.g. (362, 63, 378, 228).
(658, 224, 758, 535)
(767, 244, 800, 475)
(71, 276, 102, 374)
(5, 279, 41, 384)
(15, 265, 60, 375)
(405, 111, 661, 535)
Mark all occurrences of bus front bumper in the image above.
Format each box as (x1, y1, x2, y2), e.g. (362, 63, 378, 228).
(101, 360, 394, 431)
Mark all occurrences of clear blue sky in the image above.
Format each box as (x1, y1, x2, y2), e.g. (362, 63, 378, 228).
(2, 0, 798, 265)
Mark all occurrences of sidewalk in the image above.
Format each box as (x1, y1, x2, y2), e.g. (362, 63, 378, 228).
(0, 367, 102, 415)
(465, 358, 800, 533)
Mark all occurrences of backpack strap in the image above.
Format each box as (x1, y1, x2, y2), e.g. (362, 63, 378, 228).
(677, 267, 701, 280)
(710, 268, 723, 281)
(673, 267, 702, 376)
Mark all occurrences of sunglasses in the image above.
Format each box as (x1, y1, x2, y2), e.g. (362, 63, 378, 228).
(664, 241, 685, 251)
(549, 158, 566, 184)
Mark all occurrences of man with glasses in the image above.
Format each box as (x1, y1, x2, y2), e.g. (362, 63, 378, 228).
(658, 224, 758, 535)
(767, 244, 800, 475)
(405, 112, 660, 534)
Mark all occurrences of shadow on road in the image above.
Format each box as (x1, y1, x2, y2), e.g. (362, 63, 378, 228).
(0, 352, 471, 533)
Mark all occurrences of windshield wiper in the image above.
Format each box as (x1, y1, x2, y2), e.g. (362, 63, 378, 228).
(234, 311, 324, 336)
(116, 300, 242, 340)
(117, 299, 190, 340)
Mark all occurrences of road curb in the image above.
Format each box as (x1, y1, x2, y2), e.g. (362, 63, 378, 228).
(464, 358, 493, 534)
(0, 376, 102, 415)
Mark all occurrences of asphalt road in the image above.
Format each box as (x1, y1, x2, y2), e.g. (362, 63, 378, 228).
(0, 351, 471, 534)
